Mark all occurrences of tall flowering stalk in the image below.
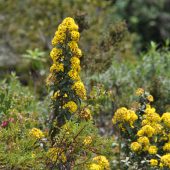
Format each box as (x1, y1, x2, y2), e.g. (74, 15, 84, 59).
(46, 17, 86, 140)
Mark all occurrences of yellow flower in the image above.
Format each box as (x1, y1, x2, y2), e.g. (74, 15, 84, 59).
(147, 95, 154, 102)
(63, 93, 68, 98)
(57, 24, 67, 32)
(151, 123, 163, 134)
(47, 147, 66, 163)
(31, 153, 36, 158)
(52, 30, 66, 45)
(112, 107, 138, 128)
(144, 107, 156, 115)
(161, 112, 170, 128)
(128, 110, 138, 128)
(83, 136, 92, 145)
(29, 128, 44, 139)
(70, 56, 81, 72)
(50, 48, 62, 61)
(63, 101, 78, 113)
(136, 88, 144, 96)
(148, 145, 158, 154)
(68, 41, 78, 53)
(144, 106, 161, 123)
(51, 91, 60, 100)
(68, 41, 82, 57)
(137, 136, 150, 146)
(92, 156, 110, 170)
(150, 159, 158, 166)
(70, 31, 80, 42)
(163, 142, 170, 151)
(62, 17, 78, 31)
(79, 108, 92, 120)
(159, 162, 163, 168)
(161, 154, 170, 168)
(137, 125, 155, 137)
(68, 69, 80, 81)
(72, 81, 86, 100)
(130, 142, 142, 152)
(50, 63, 64, 73)
(89, 163, 102, 170)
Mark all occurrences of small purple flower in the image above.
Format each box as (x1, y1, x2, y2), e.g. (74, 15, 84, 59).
(1, 121, 9, 128)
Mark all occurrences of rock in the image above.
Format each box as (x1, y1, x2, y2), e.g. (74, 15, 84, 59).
(0, 44, 20, 68)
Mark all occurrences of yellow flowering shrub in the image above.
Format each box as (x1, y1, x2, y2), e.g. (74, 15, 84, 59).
(45, 17, 111, 170)
(46, 17, 87, 137)
(112, 89, 170, 169)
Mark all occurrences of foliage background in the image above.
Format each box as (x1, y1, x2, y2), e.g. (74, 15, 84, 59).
(0, 0, 170, 169)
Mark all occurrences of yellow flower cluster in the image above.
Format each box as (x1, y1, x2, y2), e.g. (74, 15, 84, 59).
(62, 18, 86, 102)
(130, 142, 142, 152)
(161, 112, 170, 128)
(79, 108, 92, 120)
(137, 125, 155, 137)
(148, 145, 158, 154)
(161, 154, 170, 168)
(70, 31, 80, 42)
(72, 81, 86, 100)
(63, 101, 78, 113)
(47, 147, 66, 163)
(68, 69, 80, 81)
(29, 128, 44, 139)
(138, 105, 162, 137)
(136, 88, 144, 96)
(52, 17, 78, 46)
(50, 62, 64, 73)
(83, 136, 92, 145)
(137, 136, 150, 147)
(132, 106, 161, 154)
(68, 41, 82, 57)
(115, 90, 170, 169)
(48, 17, 86, 118)
(70, 57, 81, 72)
(50, 48, 62, 62)
(89, 156, 110, 170)
(112, 107, 138, 128)
(163, 142, 170, 151)
(147, 95, 154, 102)
(150, 159, 158, 166)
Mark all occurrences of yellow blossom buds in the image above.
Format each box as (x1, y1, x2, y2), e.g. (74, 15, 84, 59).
(130, 142, 142, 152)
(136, 88, 144, 96)
(63, 101, 78, 113)
(89, 156, 110, 170)
(83, 136, 92, 145)
(112, 107, 138, 128)
(29, 128, 44, 139)
(148, 145, 158, 154)
(150, 159, 158, 166)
